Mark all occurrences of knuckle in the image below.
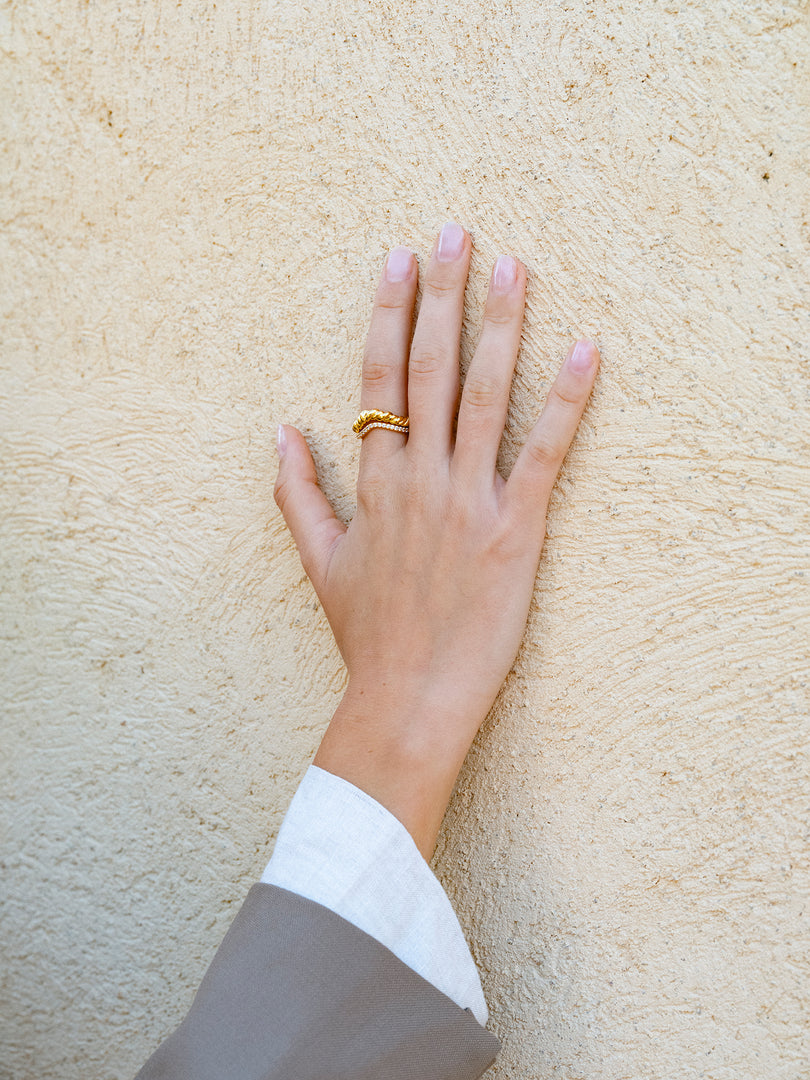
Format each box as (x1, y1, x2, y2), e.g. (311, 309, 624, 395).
(375, 289, 412, 311)
(401, 466, 440, 515)
(527, 437, 561, 471)
(451, 496, 519, 558)
(492, 514, 527, 560)
(423, 276, 458, 301)
(357, 465, 388, 513)
(399, 468, 430, 504)
(362, 354, 397, 388)
(549, 382, 583, 409)
(375, 292, 410, 312)
(359, 466, 427, 516)
(482, 307, 516, 329)
(356, 484, 383, 515)
(462, 374, 501, 411)
(487, 515, 518, 556)
(409, 348, 445, 378)
(273, 474, 291, 511)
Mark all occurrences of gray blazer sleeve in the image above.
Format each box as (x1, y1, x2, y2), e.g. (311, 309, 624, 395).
(134, 883, 501, 1080)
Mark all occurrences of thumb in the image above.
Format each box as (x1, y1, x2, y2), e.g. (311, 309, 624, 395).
(274, 424, 346, 591)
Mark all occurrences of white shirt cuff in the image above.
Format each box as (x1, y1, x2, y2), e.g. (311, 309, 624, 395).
(261, 764, 489, 1026)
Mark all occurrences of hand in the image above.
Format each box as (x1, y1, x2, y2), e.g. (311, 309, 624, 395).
(274, 222, 599, 858)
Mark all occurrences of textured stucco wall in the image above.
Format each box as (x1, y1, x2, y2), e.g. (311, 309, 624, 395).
(2, 2, 809, 1077)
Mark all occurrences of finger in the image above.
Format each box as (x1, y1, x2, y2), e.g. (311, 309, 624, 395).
(452, 254, 527, 486)
(502, 340, 600, 531)
(359, 246, 417, 467)
(274, 424, 346, 593)
(406, 221, 471, 457)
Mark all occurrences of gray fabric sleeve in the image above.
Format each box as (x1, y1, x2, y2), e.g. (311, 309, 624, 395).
(134, 883, 501, 1080)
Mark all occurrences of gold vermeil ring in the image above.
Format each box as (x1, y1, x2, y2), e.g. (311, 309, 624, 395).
(352, 409, 410, 438)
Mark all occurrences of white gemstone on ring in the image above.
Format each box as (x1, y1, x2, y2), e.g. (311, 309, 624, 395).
(355, 421, 410, 439)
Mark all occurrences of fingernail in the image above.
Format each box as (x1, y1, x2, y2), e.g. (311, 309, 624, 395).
(437, 221, 465, 261)
(276, 424, 287, 458)
(385, 246, 413, 282)
(568, 340, 597, 374)
(493, 254, 518, 294)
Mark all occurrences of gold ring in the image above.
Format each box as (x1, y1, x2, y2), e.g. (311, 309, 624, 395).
(355, 420, 409, 439)
(352, 409, 409, 438)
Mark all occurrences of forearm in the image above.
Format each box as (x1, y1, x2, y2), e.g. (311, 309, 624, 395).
(313, 684, 486, 861)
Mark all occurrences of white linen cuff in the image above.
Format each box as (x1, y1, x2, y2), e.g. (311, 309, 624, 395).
(261, 764, 489, 1026)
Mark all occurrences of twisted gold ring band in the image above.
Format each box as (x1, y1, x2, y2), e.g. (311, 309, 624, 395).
(352, 409, 409, 439)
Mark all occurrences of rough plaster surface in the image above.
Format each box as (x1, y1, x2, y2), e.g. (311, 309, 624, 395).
(2, 2, 809, 1077)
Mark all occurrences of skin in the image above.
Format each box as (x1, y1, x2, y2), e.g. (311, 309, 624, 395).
(274, 222, 600, 861)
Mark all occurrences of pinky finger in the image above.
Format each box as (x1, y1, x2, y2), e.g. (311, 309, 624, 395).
(503, 339, 600, 527)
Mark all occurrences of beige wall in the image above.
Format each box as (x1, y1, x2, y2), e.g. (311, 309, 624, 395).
(2, 2, 809, 1077)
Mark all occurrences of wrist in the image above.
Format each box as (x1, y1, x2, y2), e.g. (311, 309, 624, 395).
(312, 682, 489, 860)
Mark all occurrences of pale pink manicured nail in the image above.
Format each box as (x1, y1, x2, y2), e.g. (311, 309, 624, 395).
(437, 221, 465, 261)
(493, 254, 518, 294)
(385, 246, 413, 282)
(568, 340, 597, 374)
(276, 424, 287, 457)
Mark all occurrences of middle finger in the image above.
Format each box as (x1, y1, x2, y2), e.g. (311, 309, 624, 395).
(407, 221, 471, 457)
